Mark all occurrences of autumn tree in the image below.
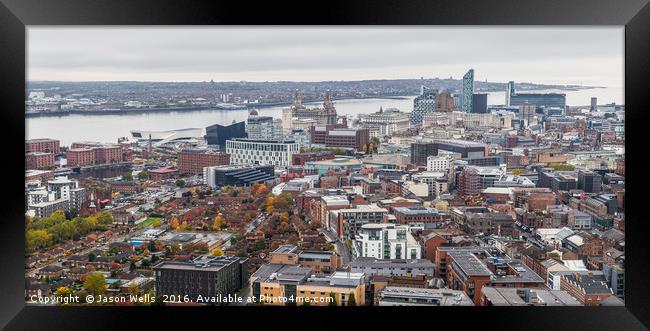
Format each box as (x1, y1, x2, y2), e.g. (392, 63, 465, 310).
(50, 210, 67, 222)
(128, 283, 139, 296)
(211, 248, 224, 256)
(170, 217, 180, 230)
(212, 215, 225, 231)
(83, 272, 107, 297)
(55, 286, 72, 297)
(180, 221, 189, 231)
(26, 229, 53, 252)
(511, 169, 526, 176)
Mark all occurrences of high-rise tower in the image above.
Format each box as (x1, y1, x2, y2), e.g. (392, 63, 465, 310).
(462, 69, 474, 113)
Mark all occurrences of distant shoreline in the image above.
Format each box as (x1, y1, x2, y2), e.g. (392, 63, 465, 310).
(25, 87, 611, 118)
(25, 95, 413, 118)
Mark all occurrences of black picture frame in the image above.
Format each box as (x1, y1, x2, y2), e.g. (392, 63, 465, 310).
(1, 0, 648, 329)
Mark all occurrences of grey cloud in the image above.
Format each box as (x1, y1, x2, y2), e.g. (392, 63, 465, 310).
(27, 27, 623, 84)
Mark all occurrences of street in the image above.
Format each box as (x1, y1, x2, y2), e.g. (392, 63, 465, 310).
(320, 227, 351, 267)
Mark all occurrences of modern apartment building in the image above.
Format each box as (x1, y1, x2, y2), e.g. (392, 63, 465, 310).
(226, 138, 300, 167)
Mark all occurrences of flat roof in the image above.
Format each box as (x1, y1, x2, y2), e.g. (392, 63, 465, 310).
(449, 252, 492, 277)
(393, 206, 442, 216)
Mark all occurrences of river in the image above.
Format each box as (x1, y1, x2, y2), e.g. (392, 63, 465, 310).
(26, 87, 623, 146)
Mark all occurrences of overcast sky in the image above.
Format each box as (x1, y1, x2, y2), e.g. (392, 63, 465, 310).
(27, 27, 623, 87)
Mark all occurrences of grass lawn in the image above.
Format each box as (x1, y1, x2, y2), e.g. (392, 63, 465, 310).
(138, 217, 162, 228)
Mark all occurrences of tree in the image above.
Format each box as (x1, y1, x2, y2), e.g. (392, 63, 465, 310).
(88, 253, 96, 262)
(511, 169, 526, 176)
(50, 210, 67, 222)
(211, 248, 224, 256)
(152, 219, 161, 228)
(137, 170, 149, 180)
(180, 221, 189, 231)
(129, 260, 136, 271)
(128, 283, 139, 296)
(65, 208, 79, 220)
(170, 217, 180, 230)
(83, 273, 107, 297)
(347, 292, 356, 306)
(175, 179, 186, 187)
(212, 215, 225, 231)
(322, 243, 335, 252)
(26, 229, 53, 251)
(169, 243, 181, 255)
(328, 292, 337, 306)
(122, 171, 133, 181)
(55, 286, 72, 297)
(252, 183, 268, 196)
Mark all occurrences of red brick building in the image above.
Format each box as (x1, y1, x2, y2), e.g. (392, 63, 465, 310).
(393, 206, 448, 226)
(26, 138, 60, 154)
(177, 148, 230, 175)
(291, 151, 335, 166)
(149, 167, 178, 181)
(310, 125, 369, 151)
(67, 142, 131, 167)
(111, 181, 139, 194)
(560, 273, 613, 306)
(25, 169, 54, 182)
(67, 148, 96, 166)
(25, 152, 54, 169)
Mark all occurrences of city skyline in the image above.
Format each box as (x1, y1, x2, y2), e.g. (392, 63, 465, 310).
(28, 27, 623, 87)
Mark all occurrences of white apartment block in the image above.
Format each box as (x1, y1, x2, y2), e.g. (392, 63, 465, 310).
(426, 155, 453, 172)
(354, 223, 421, 260)
(226, 139, 300, 168)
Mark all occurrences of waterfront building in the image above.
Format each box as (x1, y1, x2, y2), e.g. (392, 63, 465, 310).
(26, 152, 54, 170)
(204, 121, 247, 149)
(511, 92, 566, 109)
(472, 93, 488, 114)
(461, 69, 474, 113)
(287, 90, 337, 126)
(130, 128, 205, 147)
(359, 107, 411, 137)
(25, 138, 60, 154)
(505, 81, 515, 107)
(410, 86, 438, 125)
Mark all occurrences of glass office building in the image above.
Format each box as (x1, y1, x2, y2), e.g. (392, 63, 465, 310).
(410, 86, 438, 125)
(462, 69, 474, 113)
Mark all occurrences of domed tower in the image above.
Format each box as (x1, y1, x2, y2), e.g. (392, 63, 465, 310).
(248, 109, 259, 118)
